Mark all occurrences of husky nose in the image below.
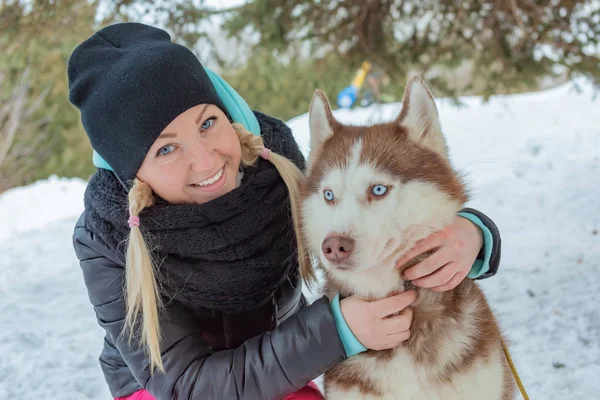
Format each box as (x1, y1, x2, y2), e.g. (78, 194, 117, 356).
(322, 236, 355, 263)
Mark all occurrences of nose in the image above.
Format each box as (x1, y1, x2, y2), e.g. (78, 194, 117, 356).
(322, 235, 355, 263)
(188, 143, 216, 172)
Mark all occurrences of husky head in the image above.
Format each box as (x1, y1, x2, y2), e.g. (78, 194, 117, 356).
(300, 77, 468, 295)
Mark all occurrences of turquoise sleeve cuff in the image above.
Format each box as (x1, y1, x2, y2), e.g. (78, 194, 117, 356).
(457, 211, 493, 279)
(330, 294, 368, 357)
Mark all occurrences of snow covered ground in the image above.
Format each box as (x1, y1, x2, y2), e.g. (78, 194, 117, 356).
(1, 79, 598, 399)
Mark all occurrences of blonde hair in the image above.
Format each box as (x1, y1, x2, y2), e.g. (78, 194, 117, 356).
(123, 123, 314, 373)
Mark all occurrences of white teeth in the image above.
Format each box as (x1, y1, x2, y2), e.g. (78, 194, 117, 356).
(194, 168, 223, 187)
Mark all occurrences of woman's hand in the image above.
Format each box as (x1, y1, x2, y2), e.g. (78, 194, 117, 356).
(340, 290, 416, 350)
(397, 216, 483, 292)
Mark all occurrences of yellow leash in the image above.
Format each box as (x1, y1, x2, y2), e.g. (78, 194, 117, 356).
(501, 338, 530, 400)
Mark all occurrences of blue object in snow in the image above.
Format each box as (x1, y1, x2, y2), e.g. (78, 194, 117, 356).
(337, 85, 358, 109)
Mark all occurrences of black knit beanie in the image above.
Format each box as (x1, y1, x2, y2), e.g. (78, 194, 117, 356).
(68, 22, 228, 182)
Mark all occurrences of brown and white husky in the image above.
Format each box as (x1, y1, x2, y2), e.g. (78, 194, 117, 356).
(298, 77, 515, 399)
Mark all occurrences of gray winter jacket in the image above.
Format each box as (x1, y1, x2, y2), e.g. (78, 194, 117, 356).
(73, 213, 347, 400)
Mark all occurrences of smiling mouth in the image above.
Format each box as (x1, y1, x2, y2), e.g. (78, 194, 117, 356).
(192, 167, 224, 187)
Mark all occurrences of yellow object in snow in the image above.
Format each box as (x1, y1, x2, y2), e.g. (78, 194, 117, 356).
(351, 61, 372, 89)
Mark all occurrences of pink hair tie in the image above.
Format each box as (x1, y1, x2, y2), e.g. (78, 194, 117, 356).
(260, 147, 272, 160)
(128, 216, 140, 228)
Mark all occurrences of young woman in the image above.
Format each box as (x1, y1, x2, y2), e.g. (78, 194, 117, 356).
(68, 22, 501, 400)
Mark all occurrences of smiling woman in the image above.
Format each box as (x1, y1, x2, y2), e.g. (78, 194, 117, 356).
(137, 104, 243, 204)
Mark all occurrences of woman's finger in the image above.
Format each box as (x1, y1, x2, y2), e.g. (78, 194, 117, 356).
(386, 330, 412, 347)
(402, 247, 452, 281)
(411, 263, 456, 289)
(431, 270, 467, 292)
(396, 230, 446, 268)
(372, 290, 416, 319)
(383, 308, 413, 334)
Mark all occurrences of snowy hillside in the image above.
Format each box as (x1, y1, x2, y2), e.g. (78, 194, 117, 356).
(1, 79, 599, 399)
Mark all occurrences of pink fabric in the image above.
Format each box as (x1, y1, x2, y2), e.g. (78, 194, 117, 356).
(259, 147, 272, 160)
(114, 382, 323, 400)
(284, 381, 324, 400)
(127, 215, 140, 228)
(114, 389, 155, 400)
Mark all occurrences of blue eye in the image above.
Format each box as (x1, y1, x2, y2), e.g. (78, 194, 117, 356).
(371, 185, 388, 196)
(324, 189, 335, 202)
(157, 145, 175, 156)
(201, 117, 216, 130)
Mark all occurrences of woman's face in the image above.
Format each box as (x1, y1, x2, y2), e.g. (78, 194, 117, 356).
(137, 104, 242, 204)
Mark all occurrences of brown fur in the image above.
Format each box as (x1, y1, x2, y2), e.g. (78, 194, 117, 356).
(302, 122, 466, 205)
(324, 363, 383, 396)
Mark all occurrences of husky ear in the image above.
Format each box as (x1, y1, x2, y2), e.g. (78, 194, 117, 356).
(396, 77, 448, 157)
(308, 90, 336, 158)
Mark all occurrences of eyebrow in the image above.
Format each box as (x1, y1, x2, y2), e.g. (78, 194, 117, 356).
(158, 104, 210, 138)
(195, 104, 210, 124)
(157, 132, 177, 139)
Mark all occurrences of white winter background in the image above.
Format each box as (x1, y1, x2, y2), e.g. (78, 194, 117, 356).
(1, 79, 599, 400)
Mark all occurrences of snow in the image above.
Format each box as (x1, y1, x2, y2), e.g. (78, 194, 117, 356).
(0, 176, 87, 242)
(1, 79, 599, 399)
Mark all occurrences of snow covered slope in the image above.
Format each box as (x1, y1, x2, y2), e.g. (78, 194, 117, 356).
(1, 79, 598, 399)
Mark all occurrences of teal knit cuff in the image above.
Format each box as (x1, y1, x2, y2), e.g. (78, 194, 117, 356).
(457, 211, 493, 279)
(330, 294, 368, 357)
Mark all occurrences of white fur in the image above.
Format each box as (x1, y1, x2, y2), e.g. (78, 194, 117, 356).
(326, 296, 506, 400)
(308, 90, 335, 173)
(327, 347, 506, 400)
(399, 78, 448, 158)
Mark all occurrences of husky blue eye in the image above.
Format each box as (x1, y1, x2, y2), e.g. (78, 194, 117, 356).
(324, 189, 335, 201)
(372, 185, 388, 196)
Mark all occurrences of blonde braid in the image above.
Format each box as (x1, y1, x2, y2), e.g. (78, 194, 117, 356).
(124, 179, 165, 373)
